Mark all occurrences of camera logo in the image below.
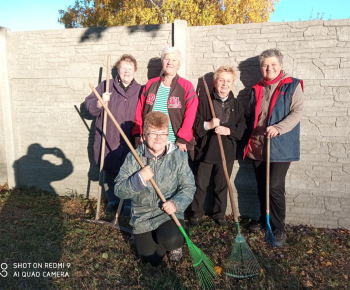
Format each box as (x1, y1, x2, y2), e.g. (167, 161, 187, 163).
(0, 263, 8, 277)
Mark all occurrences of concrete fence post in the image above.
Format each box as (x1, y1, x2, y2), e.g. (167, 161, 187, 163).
(0, 27, 17, 188)
(173, 19, 188, 78)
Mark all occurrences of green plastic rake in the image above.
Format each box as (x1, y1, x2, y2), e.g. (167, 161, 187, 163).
(201, 76, 261, 279)
(89, 84, 219, 290)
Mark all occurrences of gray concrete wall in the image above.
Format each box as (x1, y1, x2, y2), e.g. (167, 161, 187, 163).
(1, 19, 349, 229)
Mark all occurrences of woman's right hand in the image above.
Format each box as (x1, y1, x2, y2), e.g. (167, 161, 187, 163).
(97, 92, 111, 108)
(139, 165, 154, 182)
(208, 118, 220, 130)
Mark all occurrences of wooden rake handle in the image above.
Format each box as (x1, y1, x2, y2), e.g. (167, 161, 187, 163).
(266, 137, 270, 214)
(201, 76, 239, 224)
(96, 54, 111, 220)
(89, 84, 182, 228)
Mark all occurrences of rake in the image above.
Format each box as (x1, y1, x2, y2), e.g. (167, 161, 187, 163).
(85, 55, 130, 234)
(265, 137, 280, 247)
(89, 83, 220, 289)
(201, 76, 260, 279)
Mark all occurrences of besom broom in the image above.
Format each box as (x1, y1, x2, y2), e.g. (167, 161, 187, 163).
(201, 75, 261, 279)
(89, 83, 220, 290)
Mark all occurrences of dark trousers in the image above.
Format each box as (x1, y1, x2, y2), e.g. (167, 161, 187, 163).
(191, 161, 234, 220)
(103, 170, 131, 207)
(134, 219, 185, 267)
(252, 160, 290, 231)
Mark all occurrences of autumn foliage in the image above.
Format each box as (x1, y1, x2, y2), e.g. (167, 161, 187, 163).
(58, 0, 278, 28)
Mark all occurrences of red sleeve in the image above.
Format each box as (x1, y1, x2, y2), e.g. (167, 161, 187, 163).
(176, 80, 198, 142)
(132, 87, 146, 136)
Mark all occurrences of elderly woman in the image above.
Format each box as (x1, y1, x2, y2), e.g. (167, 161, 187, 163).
(244, 48, 304, 246)
(115, 111, 195, 266)
(85, 54, 142, 214)
(132, 47, 198, 160)
(189, 66, 246, 227)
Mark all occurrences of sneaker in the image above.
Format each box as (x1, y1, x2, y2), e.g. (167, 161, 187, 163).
(214, 218, 228, 227)
(105, 202, 117, 214)
(189, 216, 201, 226)
(273, 229, 286, 246)
(249, 221, 266, 233)
(121, 205, 131, 217)
(168, 247, 183, 262)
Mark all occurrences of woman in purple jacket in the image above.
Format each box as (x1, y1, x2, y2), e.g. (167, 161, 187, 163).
(85, 54, 143, 214)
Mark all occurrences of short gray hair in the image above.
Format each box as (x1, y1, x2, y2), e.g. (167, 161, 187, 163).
(160, 47, 182, 64)
(259, 49, 283, 65)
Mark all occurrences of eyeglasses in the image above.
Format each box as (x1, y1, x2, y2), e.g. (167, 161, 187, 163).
(145, 133, 169, 140)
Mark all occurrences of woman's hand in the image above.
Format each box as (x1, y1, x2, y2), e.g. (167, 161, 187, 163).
(162, 201, 177, 215)
(265, 126, 279, 138)
(97, 92, 111, 108)
(208, 118, 220, 130)
(139, 165, 154, 182)
(215, 126, 230, 136)
(176, 142, 187, 152)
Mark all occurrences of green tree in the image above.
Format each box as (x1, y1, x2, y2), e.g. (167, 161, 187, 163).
(58, 0, 278, 28)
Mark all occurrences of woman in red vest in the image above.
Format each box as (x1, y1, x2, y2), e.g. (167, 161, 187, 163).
(244, 49, 304, 246)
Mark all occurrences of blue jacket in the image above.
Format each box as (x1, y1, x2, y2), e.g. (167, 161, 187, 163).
(244, 77, 303, 162)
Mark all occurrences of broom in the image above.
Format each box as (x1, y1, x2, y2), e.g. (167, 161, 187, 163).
(201, 76, 260, 279)
(89, 83, 220, 290)
(265, 137, 280, 247)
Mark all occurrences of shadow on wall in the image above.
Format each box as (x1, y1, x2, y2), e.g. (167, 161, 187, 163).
(234, 56, 262, 220)
(14, 144, 73, 194)
(147, 57, 162, 80)
(79, 25, 166, 43)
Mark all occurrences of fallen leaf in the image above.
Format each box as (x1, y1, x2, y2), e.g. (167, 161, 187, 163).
(326, 261, 332, 267)
(85, 209, 90, 213)
(301, 271, 305, 276)
(214, 266, 223, 276)
(304, 280, 313, 287)
(102, 253, 108, 259)
(344, 275, 348, 280)
(307, 250, 313, 254)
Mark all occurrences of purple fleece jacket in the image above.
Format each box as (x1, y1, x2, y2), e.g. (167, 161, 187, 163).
(85, 77, 142, 174)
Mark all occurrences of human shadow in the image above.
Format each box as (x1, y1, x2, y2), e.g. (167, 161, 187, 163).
(234, 56, 262, 220)
(147, 57, 162, 80)
(14, 144, 73, 194)
(0, 187, 64, 288)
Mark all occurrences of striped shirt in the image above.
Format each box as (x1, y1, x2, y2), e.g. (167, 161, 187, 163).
(153, 83, 176, 142)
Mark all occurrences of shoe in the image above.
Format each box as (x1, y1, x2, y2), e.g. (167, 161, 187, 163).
(273, 229, 286, 246)
(189, 216, 201, 226)
(168, 247, 183, 262)
(105, 202, 117, 214)
(121, 206, 131, 217)
(249, 221, 266, 233)
(214, 218, 228, 227)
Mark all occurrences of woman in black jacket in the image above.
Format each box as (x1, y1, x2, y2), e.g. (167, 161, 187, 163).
(190, 66, 246, 226)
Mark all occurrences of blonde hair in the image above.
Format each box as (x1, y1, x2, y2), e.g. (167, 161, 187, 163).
(143, 111, 169, 133)
(213, 66, 236, 84)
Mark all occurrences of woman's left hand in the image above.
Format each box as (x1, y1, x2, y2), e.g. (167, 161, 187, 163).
(215, 126, 230, 136)
(265, 126, 279, 138)
(162, 201, 177, 215)
(176, 142, 187, 152)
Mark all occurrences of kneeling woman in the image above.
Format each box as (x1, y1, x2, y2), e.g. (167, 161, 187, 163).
(115, 111, 195, 266)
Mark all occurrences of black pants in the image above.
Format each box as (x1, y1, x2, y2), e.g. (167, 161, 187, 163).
(134, 219, 185, 267)
(252, 160, 290, 231)
(191, 161, 234, 220)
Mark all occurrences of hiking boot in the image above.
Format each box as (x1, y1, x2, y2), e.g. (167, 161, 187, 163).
(189, 216, 201, 226)
(249, 221, 266, 233)
(105, 202, 117, 214)
(273, 229, 286, 246)
(214, 218, 228, 227)
(168, 247, 183, 262)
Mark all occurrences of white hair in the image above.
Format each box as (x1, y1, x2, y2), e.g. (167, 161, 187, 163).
(160, 47, 182, 64)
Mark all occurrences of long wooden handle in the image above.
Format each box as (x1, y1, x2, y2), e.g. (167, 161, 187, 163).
(96, 55, 111, 220)
(89, 84, 182, 228)
(266, 137, 270, 215)
(201, 76, 239, 224)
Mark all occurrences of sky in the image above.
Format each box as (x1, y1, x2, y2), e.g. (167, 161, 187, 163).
(0, 0, 349, 32)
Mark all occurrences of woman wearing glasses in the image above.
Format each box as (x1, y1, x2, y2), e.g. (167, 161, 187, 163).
(132, 47, 198, 160)
(115, 111, 195, 266)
